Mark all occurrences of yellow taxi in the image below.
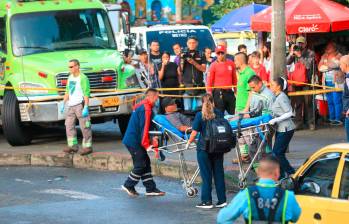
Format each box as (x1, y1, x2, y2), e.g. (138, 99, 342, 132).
(282, 143, 349, 223)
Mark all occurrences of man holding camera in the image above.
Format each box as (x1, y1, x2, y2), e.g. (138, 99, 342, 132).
(181, 36, 207, 112)
(287, 36, 315, 130)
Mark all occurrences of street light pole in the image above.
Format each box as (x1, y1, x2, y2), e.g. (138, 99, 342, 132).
(271, 0, 286, 79)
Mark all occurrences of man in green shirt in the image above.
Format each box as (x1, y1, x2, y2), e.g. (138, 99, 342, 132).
(234, 52, 256, 162)
(61, 59, 92, 156)
(235, 53, 256, 112)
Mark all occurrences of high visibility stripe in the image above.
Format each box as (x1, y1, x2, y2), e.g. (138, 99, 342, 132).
(128, 175, 139, 181)
(142, 177, 153, 182)
(67, 137, 78, 147)
(282, 191, 289, 224)
(246, 189, 252, 224)
(131, 172, 141, 178)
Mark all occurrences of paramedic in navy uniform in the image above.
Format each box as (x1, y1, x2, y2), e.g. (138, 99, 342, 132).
(186, 94, 227, 209)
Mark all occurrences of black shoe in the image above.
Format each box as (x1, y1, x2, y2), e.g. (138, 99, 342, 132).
(215, 202, 227, 208)
(196, 202, 213, 209)
(121, 185, 139, 197)
(331, 120, 343, 126)
(145, 188, 166, 196)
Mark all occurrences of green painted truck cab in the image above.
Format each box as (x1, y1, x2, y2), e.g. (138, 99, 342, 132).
(0, 0, 140, 146)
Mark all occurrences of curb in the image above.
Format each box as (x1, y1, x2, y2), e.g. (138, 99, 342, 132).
(0, 151, 198, 180)
(0, 151, 240, 191)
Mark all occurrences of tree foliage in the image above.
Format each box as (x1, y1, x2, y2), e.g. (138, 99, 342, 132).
(210, 0, 254, 19)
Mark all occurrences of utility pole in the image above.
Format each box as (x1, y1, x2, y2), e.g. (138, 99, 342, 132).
(271, 0, 286, 79)
(175, 0, 182, 22)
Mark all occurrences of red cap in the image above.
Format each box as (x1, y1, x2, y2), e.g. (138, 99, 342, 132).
(215, 45, 226, 53)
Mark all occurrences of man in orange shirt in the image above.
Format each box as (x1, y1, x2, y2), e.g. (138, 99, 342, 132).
(207, 45, 237, 114)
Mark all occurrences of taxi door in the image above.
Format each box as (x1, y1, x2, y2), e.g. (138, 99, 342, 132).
(294, 152, 343, 223)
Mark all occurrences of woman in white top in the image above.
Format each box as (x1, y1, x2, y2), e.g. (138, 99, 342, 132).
(318, 41, 343, 125)
(269, 77, 295, 179)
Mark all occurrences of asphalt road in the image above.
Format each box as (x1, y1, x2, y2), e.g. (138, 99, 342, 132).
(0, 167, 239, 224)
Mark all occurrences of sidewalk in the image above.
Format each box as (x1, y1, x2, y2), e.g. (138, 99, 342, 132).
(0, 122, 346, 190)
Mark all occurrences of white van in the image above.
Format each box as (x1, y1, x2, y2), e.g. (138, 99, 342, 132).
(121, 24, 216, 56)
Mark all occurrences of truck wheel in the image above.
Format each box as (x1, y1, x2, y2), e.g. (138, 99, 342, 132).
(2, 91, 32, 146)
(118, 114, 130, 137)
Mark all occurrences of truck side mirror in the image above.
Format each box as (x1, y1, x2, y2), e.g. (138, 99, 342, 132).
(135, 45, 142, 55)
(121, 11, 130, 35)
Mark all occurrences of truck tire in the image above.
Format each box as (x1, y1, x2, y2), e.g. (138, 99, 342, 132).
(2, 91, 32, 146)
(118, 114, 130, 137)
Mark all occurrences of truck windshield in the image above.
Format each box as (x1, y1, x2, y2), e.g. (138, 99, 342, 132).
(145, 28, 215, 54)
(11, 9, 116, 56)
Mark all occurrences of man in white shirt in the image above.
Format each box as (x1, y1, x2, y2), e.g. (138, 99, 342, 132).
(61, 59, 92, 155)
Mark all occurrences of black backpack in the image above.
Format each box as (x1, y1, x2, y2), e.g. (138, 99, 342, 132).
(204, 117, 236, 154)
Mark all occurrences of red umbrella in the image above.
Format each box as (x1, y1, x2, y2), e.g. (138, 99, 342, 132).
(251, 0, 349, 34)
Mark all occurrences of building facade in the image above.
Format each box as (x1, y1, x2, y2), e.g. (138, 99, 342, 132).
(119, 0, 216, 25)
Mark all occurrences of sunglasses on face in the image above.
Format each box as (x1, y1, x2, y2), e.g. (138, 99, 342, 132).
(217, 52, 225, 55)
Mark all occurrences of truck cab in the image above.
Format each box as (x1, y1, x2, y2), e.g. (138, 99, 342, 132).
(0, 0, 140, 146)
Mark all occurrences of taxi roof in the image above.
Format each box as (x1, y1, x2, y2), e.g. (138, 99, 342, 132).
(320, 143, 349, 151)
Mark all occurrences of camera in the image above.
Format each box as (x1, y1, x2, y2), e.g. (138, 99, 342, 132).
(293, 45, 301, 52)
(181, 48, 194, 60)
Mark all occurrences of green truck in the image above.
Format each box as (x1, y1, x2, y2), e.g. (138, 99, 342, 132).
(0, 0, 141, 146)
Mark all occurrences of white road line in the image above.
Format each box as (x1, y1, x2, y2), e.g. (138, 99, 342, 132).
(38, 189, 101, 200)
(15, 178, 33, 184)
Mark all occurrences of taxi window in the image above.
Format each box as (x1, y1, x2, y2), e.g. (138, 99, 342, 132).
(297, 152, 341, 198)
(339, 154, 349, 200)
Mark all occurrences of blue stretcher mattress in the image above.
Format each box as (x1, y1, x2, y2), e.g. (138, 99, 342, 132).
(226, 114, 272, 130)
(153, 115, 187, 139)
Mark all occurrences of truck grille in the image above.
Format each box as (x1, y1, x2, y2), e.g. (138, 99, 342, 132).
(56, 70, 117, 93)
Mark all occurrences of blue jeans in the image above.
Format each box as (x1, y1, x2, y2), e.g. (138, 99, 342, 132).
(197, 150, 226, 203)
(326, 81, 343, 121)
(345, 117, 349, 142)
(183, 93, 202, 111)
(326, 91, 343, 121)
(272, 130, 295, 179)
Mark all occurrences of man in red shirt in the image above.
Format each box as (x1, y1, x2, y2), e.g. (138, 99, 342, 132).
(207, 45, 237, 114)
(250, 51, 269, 83)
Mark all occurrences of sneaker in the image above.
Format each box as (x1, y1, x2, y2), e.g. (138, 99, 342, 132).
(121, 185, 139, 197)
(79, 147, 93, 156)
(145, 188, 166, 196)
(196, 202, 214, 209)
(331, 120, 343, 126)
(215, 202, 227, 208)
(63, 146, 78, 154)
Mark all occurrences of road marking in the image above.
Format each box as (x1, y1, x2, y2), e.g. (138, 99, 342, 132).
(15, 178, 33, 184)
(39, 189, 101, 200)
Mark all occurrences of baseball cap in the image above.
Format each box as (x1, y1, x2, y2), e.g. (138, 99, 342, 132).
(296, 36, 306, 44)
(215, 45, 226, 53)
(161, 97, 176, 110)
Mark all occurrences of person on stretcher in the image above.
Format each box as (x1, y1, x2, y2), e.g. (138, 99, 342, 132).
(227, 75, 275, 163)
(162, 97, 192, 132)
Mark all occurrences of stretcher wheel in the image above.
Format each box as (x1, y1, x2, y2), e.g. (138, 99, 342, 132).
(186, 187, 198, 198)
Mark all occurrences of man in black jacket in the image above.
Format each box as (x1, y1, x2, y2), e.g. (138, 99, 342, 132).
(340, 55, 349, 142)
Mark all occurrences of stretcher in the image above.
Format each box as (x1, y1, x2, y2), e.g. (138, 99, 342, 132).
(151, 114, 200, 198)
(226, 113, 272, 189)
(152, 113, 272, 195)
